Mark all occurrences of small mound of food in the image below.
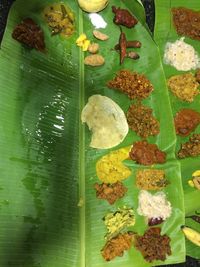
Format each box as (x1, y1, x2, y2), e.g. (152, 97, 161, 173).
(103, 207, 135, 240)
(178, 134, 200, 159)
(101, 232, 133, 261)
(107, 70, 153, 100)
(172, 7, 200, 41)
(130, 140, 166, 165)
(127, 104, 160, 138)
(43, 3, 75, 37)
(94, 182, 127, 204)
(137, 190, 172, 223)
(12, 18, 45, 52)
(167, 73, 199, 102)
(81, 95, 128, 149)
(136, 169, 168, 190)
(134, 227, 171, 262)
(174, 109, 200, 136)
(164, 38, 200, 71)
(96, 146, 131, 183)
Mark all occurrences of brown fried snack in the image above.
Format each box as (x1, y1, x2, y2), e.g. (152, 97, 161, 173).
(112, 6, 138, 28)
(101, 232, 133, 261)
(107, 70, 153, 100)
(94, 182, 127, 205)
(130, 140, 166, 165)
(12, 18, 45, 52)
(178, 134, 200, 159)
(174, 109, 200, 136)
(134, 227, 171, 262)
(172, 7, 200, 41)
(136, 169, 168, 190)
(127, 104, 160, 138)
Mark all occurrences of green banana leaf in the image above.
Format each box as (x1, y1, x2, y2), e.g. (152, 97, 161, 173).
(154, 0, 200, 259)
(0, 0, 185, 266)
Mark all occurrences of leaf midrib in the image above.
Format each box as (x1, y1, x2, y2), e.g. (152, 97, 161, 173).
(78, 7, 86, 267)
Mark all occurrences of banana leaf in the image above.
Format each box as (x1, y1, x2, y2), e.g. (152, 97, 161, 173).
(0, 0, 185, 266)
(154, 0, 200, 259)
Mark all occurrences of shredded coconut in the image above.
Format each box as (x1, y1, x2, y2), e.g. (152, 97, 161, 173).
(88, 13, 107, 29)
(164, 37, 200, 71)
(137, 190, 172, 220)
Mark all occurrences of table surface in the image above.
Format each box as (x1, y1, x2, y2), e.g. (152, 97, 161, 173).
(0, 1, 199, 266)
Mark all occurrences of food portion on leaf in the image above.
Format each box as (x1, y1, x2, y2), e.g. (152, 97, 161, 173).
(127, 103, 160, 138)
(188, 170, 200, 190)
(43, 3, 75, 37)
(136, 169, 168, 190)
(96, 146, 131, 183)
(186, 212, 200, 224)
(78, 0, 109, 13)
(181, 226, 200, 247)
(116, 30, 140, 64)
(101, 232, 133, 261)
(172, 7, 200, 41)
(88, 13, 107, 29)
(107, 70, 153, 99)
(134, 227, 171, 262)
(12, 18, 45, 52)
(137, 190, 172, 223)
(81, 95, 128, 149)
(174, 109, 200, 137)
(93, 30, 109, 41)
(76, 33, 91, 51)
(167, 73, 200, 102)
(164, 38, 200, 71)
(88, 42, 99, 54)
(112, 6, 138, 28)
(178, 134, 200, 159)
(94, 181, 127, 204)
(84, 54, 105, 66)
(103, 207, 135, 240)
(130, 140, 166, 165)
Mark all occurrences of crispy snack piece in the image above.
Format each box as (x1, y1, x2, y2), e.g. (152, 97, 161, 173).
(130, 140, 166, 165)
(172, 7, 200, 41)
(107, 70, 153, 100)
(101, 232, 133, 261)
(93, 30, 109, 41)
(174, 109, 200, 136)
(134, 227, 171, 262)
(88, 43, 99, 54)
(12, 18, 45, 52)
(136, 169, 168, 190)
(178, 134, 200, 158)
(167, 73, 199, 102)
(84, 54, 105, 66)
(127, 104, 160, 138)
(94, 182, 127, 204)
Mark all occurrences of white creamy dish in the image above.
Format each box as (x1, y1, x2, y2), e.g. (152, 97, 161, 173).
(137, 190, 172, 221)
(164, 37, 200, 71)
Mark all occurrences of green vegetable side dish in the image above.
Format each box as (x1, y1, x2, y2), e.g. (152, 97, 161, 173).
(154, 0, 200, 259)
(0, 0, 185, 267)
